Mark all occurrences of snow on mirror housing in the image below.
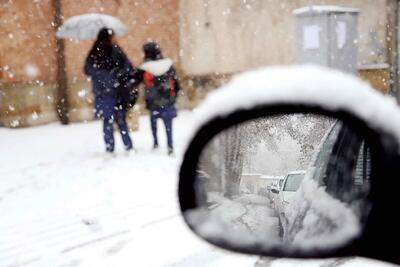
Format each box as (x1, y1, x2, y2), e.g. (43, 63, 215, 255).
(179, 108, 382, 259)
(179, 66, 400, 263)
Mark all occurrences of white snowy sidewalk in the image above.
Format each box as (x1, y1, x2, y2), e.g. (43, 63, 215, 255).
(0, 111, 257, 267)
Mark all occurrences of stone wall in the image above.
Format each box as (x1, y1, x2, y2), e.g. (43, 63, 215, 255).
(0, 0, 58, 127)
(0, 82, 58, 127)
(0, 0, 57, 83)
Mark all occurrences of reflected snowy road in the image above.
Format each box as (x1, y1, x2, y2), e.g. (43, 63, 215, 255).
(205, 193, 281, 242)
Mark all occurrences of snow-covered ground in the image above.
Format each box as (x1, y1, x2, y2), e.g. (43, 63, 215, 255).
(0, 111, 257, 267)
(0, 110, 397, 267)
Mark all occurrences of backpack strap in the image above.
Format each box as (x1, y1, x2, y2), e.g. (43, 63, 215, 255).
(143, 71, 154, 87)
(168, 75, 176, 97)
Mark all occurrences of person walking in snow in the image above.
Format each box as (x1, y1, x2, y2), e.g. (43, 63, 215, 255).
(138, 42, 181, 155)
(84, 28, 136, 154)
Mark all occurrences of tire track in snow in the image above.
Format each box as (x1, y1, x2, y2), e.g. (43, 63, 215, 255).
(0, 193, 178, 267)
(0, 198, 171, 252)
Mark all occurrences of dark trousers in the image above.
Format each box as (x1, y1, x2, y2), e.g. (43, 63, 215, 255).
(150, 111, 173, 149)
(103, 108, 133, 152)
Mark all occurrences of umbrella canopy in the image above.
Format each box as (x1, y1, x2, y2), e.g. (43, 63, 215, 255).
(56, 13, 127, 40)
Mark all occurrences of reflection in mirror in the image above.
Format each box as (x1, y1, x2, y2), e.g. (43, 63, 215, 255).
(185, 114, 372, 252)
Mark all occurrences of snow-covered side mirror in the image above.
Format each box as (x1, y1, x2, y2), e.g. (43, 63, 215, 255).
(178, 66, 400, 264)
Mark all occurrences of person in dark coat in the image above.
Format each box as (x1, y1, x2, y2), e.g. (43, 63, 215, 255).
(137, 42, 181, 155)
(84, 28, 135, 154)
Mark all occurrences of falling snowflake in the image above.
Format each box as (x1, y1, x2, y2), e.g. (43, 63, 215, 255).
(78, 89, 87, 98)
(25, 64, 39, 78)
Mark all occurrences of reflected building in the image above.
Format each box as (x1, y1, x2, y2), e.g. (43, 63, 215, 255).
(240, 173, 283, 195)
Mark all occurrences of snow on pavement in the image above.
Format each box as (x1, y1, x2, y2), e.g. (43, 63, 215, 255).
(0, 111, 257, 267)
(0, 110, 397, 267)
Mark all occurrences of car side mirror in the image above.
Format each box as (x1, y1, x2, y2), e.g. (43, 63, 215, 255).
(180, 110, 380, 258)
(178, 66, 400, 264)
(270, 188, 279, 194)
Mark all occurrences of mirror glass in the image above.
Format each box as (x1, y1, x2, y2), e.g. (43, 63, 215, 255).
(185, 114, 372, 252)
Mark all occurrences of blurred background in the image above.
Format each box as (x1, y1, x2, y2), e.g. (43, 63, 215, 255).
(0, 0, 398, 130)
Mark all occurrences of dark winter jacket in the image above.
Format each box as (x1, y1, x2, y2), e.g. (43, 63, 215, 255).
(84, 44, 135, 118)
(138, 58, 181, 110)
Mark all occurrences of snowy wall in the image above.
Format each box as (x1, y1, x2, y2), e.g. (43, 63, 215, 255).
(180, 0, 389, 75)
(0, 0, 57, 83)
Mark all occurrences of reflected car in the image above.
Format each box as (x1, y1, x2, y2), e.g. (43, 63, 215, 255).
(281, 121, 371, 244)
(266, 179, 283, 203)
(271, 171, 305, 236)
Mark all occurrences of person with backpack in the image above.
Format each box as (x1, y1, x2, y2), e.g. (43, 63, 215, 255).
(138, 42, 181, 155)
(84, 28, 138, 154)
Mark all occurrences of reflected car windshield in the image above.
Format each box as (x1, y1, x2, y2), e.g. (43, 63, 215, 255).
(283, 173, 305, 192)
(311, 121, 341, 183)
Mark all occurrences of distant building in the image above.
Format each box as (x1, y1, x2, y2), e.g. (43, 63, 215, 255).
(240, 173, 283, 194)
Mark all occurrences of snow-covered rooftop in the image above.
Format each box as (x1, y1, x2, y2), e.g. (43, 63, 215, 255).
(293, 5, 360, 16)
